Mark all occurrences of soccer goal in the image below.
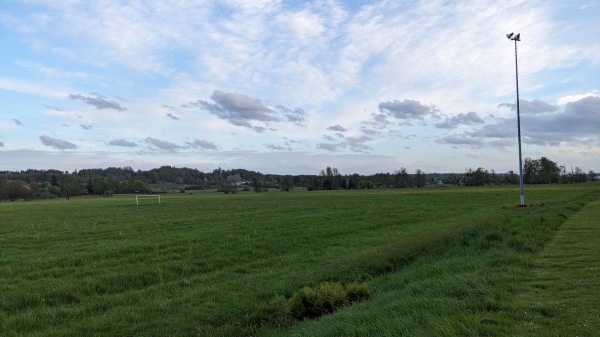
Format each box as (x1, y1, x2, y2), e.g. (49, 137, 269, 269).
(135, 195, 161, 205)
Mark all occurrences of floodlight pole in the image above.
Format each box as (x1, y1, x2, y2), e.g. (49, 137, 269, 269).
(508, 32, 525, 206)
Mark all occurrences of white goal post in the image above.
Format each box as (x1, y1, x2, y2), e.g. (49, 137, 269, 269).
(135, 195, 161, 205)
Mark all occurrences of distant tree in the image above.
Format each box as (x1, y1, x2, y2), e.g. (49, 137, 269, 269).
(319, 166, 340, 190)
(502, 171, 519, 185)
(22, 183, 35, 200)
(588, 170, 598, 182)
(28, 181, 39, 200)
(371, 172, 393, 188)
(446, 173, 461, 186)
(305, 176, 320, 191)
(474, 168, 489, 186)
(48, 184, 61, 198)
(253, 179, 264, 193)
(489, 169, 497, 185)
(213, 167, 224, 182)
(463, 168, 492, 186)
(357, 179, 373, 189)
(523, 157, 567, 184)
(226, 174, 242, 193)
(0, 176, 6, 200)
(133, 179, 150, 193)
(227, 174, 242, 185)
(50, 174, 59, 187)
(280, 175, 293, 192)
(394, 169, 406, 188)
(7, 180, 24, 201)
(347, 173, 360, 189)
(106, 177, 120, 193)
(523, 158, 540, 184)
(92, 178, 108, 196)
(332, 167, 341, 189)
(573, 167, 587, 183)
(415, 169, 426, 188)
(539, 157, 560, 183)
(85, 178, 94, 195)
(559, 164, 571, 184)
(61, 174, 84, 199)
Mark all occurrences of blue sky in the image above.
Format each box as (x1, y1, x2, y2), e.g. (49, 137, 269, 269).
(1, 0, 599, 175)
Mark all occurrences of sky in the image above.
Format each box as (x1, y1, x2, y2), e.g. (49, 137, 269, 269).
(1, 0, 599, 175)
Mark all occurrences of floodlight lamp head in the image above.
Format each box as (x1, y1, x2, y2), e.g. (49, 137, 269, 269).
(514, 33, 521, 41)
(506, 32, 514, 39)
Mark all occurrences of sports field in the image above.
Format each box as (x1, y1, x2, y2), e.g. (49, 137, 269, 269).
(1, 184, 598, 336)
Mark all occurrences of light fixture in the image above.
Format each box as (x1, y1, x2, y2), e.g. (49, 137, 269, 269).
(507, 32, 521, 41)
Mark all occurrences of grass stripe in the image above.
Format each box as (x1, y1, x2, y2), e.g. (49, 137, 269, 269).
(516, 198, 600, 335)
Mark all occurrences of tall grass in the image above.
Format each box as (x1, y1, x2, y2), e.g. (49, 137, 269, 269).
(1, 184, 598, 336)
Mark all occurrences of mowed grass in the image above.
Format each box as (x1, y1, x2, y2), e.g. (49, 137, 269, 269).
(514, 197, 600, 336)
(0, 185, 598, 336)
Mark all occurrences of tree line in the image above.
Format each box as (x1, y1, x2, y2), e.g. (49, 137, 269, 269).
(0, 157, 596, 201)
(455, 157, 596, 186)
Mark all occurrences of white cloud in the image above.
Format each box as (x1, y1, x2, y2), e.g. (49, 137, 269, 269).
(275, 9, 326, 44)
(0, 77, 68, 99)
(556, 92, 598, 106)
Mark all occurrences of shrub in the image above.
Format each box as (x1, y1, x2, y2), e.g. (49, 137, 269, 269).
(287, 286, 320, 319)
(286, 282, 371, 320)
(218, 184, 236, 194)
(317, 282, 347, 314)
(345, 282, 371, 303)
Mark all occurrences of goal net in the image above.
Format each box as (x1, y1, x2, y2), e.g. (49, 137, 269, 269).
(135, 195, 161, 205)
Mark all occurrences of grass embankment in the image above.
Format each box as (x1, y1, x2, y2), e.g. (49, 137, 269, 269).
(0, 185, 598, 336)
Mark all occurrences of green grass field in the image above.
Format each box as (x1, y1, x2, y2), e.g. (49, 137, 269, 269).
(1, 184, 598, 336)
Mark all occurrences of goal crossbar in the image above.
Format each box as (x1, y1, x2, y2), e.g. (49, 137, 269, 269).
(135, 195, 161, 205)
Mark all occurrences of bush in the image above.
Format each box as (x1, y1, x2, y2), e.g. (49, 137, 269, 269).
(286, 282, 371, 320)
(345, 282, 371, 303)
(217, 184, 236, 194)
(317, 282, 347, 314)
(287, 286, 320, 319)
